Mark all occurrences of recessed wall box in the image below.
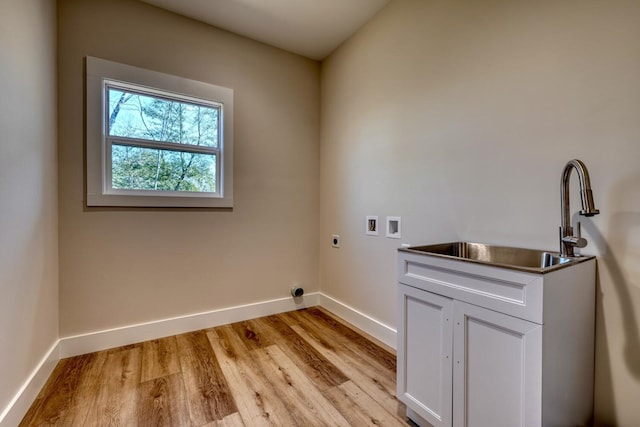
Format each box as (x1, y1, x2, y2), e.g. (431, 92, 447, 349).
(386, 216, 401, 239)
(366, 215, 379, 236)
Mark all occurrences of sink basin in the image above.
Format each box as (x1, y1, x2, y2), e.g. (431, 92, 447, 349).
(400, 242, 589, 273)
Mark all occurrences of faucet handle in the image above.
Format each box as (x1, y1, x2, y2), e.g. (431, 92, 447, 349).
(562, 221, 588, 249)
(562, 235, 587, 249)
(576, 221, 588, 248)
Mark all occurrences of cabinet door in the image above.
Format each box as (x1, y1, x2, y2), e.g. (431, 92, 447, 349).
(398, 284, 453, 427)
(453, 301, 542, 427)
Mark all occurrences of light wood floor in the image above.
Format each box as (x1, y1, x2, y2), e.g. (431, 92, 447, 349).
(20, 307, 410, 426)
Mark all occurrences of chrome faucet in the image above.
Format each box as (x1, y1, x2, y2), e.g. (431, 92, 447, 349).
(560, 159, 600, 257)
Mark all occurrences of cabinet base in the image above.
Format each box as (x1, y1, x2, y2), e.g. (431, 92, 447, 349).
(406, 408, 435, 427)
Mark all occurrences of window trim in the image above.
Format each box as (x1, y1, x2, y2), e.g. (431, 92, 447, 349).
(86, 56, 234, 207)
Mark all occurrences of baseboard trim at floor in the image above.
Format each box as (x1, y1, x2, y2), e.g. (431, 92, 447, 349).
(2, 292, 397, 426)
(59, 292, 321, 358)
(0, 340, 60, 427)
(319, 293, 397, 349)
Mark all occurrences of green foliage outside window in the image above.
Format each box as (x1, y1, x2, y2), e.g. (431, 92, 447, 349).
(108, 88, 219, 193)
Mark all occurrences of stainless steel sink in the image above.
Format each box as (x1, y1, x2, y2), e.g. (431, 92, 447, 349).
(400, 242, 591, 273)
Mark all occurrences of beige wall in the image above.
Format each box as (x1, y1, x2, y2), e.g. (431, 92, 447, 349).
(0, 0, 58, 414)
(320, 0, 640, 425)
(10, 0, 638, 423)
(58, 0, 320, 336)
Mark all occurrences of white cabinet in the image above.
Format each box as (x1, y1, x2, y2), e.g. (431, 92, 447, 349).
(397, 251, 596, 427)
(452, 300, 542, 427)
(397, 284, 453, 427)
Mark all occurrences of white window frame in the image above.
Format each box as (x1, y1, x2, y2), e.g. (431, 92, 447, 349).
(86, 56, 233, 207)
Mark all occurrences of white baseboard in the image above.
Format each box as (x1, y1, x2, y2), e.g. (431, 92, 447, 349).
(319, 293, 397, 349)
(60, 292, 321, 358)
(0, 340, 60, 427)
(1, 291, 397, 425)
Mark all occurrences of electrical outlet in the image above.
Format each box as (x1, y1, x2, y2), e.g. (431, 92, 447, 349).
(331, 234, 340, 248)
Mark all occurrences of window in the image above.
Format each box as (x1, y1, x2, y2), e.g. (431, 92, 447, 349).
(86, 57, 233, 207)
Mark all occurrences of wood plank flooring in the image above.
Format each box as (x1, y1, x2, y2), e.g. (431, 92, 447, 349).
(20, 307, 409, 426)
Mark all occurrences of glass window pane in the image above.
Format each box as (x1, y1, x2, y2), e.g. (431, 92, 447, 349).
(107, 87, 219, 148)
(112, 144, 216, 192)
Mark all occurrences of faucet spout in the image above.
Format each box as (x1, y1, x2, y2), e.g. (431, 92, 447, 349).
(560, 159, 600, 256)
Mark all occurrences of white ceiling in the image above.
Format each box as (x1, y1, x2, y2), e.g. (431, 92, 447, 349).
(139, 0, 390, 60)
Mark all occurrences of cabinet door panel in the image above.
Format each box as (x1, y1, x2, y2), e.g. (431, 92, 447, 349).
(398, 284, 453, 427)
(453, 301, 542, 427)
